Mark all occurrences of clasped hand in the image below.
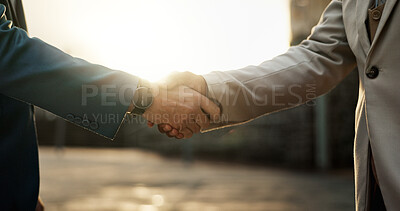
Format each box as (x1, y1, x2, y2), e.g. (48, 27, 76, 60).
(143, 72, 220, 139)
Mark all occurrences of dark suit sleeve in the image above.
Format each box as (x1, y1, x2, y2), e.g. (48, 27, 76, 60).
(0, 5, 139, 139)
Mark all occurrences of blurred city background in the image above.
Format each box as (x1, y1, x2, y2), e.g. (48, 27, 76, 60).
(26, 0, 358, 210)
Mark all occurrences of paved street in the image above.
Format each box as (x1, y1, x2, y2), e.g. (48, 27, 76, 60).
(39, 147, 354, 211)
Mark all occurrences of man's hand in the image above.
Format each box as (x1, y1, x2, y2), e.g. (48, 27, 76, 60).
(143, 84, 219, 139)
(147, 72, 219, 139)
(161, 71, 208, 96)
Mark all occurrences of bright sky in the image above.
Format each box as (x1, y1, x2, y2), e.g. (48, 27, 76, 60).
(23, 0, 290, 82)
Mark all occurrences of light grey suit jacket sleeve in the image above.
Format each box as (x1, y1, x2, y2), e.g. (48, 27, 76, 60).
(0, 5, 139, 139)
(202, 0, 357, 131)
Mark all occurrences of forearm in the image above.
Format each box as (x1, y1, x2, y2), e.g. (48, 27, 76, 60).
(202, 0, 357, 131)
(0, 5, 139, 139)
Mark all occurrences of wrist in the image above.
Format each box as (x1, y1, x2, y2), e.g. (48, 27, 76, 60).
(130, 79, 155, 115)
(143, 85, 155, 112)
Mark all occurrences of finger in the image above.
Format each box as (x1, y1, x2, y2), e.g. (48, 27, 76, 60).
(181, 113, 201, 134)
(166, 132, 176, 138)
(161, 124, 173, 132)
(167, 128, 179, 137)
(195, 112, 210, 130)
(200, 95, 220, 122)
(157, 124, 167, 134)
(161, 123, 180, 138)
(176, 133, 184, 139)
(180, 127, 194, 139)
(187, 122, 201, 134)
(147, 121, 154, 128)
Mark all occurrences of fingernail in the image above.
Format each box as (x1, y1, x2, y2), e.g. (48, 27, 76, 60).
(171, 129, 178, 136)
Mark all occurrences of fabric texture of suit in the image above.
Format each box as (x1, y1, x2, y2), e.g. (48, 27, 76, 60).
(0, 1, 138, 210)
(203, 0, 399, 210)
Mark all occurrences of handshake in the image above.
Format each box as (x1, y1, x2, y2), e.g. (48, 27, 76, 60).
(134, 72, 221, 139)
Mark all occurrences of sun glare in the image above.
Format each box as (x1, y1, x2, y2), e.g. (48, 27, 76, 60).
(23, 0, 290, 82)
